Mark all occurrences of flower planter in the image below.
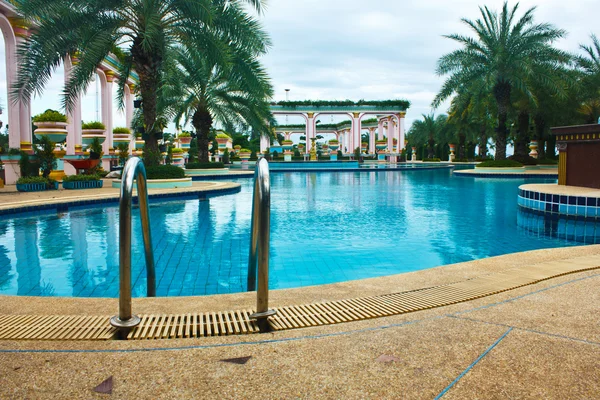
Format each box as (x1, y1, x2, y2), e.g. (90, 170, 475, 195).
(239, 152, 251, 163)
(82, 129, 106, 146)
(63, 180, 104, 190)
(171, 154, 184, 167)
(179, 136, 192, 150)
(113, 134, 131, 146)
(375, 141, 387, 151)
(17, 181, 59, 192)
(34, 122, 68, 143)
(135, 139, 145, 149)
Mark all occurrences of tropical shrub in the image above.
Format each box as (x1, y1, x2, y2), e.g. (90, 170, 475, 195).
(87, 137, 103, 160)
(179, 132, 192, 137)
(32, 109, 67, 123)
(16, 176, 56, 187)
(508, 155, 538, 166)
(185, 162, 225, 169)
(8, 148, 21, 155)
(82, 121, 106, 130)
(216, 133, 231, 139)
(35, 136, 57, 177)
(116, 143, 129, 166)
(171, 148, 184, 154)
(477, 160, 523, 168)
(145, 165, 186, 179)
(113, 127, 131, 134)
(62, 174, 101, 182)
(223, 149, 230, 164)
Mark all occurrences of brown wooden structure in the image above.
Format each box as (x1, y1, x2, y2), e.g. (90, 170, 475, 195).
(551, 124, 600, 189)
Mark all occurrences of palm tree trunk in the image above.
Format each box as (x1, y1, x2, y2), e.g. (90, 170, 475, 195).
(479, 124, 487, 157)
(514, 111, 530, 158)
(534, 115, 546, 159)
(131, 40, 162, 167)
(192, 106, 213, 163)
(458, 131, 466, 159)
(428, 136, 435, 158)
(493, 82, 511, 160)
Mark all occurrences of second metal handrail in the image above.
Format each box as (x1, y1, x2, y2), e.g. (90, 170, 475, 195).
(110, 157, 156, 334)
(248, 158, 276, 332)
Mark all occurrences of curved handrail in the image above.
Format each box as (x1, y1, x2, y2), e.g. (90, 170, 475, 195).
(248, 158, 276, 332)
(110, 157, 156, 332)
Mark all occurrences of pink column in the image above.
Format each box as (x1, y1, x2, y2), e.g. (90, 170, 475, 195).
(2, 17, 21, 151)
(260, 134, 269, 153)
(125, 83, 135, 152)
(368, 127, 376, 154)
(377, 119, 384, 141)
(64, 56, 82, 156)
(351, 112, 361, 154)
(398, 112, 406, 151)
(387, 118, 394, 152)
(305, 112, 315, 153)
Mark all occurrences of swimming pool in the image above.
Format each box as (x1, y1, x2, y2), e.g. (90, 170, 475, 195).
(0, 168, 593, 298)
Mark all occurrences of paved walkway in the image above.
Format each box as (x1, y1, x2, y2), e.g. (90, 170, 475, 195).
(0, 245, 598, 398)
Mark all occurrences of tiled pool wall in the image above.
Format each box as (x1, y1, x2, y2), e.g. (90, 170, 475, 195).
(518, 188, 600, 221)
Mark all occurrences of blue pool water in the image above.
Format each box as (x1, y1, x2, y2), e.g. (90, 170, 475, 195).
(0, 168, 595, 298)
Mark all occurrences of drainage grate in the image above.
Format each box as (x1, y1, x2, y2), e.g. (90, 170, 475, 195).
(0, 256, 598, 341)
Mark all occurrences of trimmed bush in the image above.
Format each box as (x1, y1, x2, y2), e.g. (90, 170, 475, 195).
(508, 154, 537, 165)
(33, 109, 67, 123)
(113, 127, 131, 134)
(16, 176, 54, 184)
(62, 174, 101, 182)
(145, 165, 186, 179)
(537, 158, 558, 165)
(477, 159, 523, 168)
(179, 132, 192, 137)
(216, 133, 231, 139)
(171, 147, 184, 154)
(82, 121, 106, 130)
(423, 158, 441, 162)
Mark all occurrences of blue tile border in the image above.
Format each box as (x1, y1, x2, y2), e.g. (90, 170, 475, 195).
(0, 186, 241, 218)
(517, 187, 600, 222)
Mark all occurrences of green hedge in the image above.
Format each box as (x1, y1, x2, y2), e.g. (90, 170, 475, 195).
(185, 162, 225, 169)
(82, 121, 106, 130)
(32, 109, 67, 123)
(537, 158, 558, 165)
(477, 160, 523, 168)
(508, 155, 537, 165)
(62, 174, 101, 182)
(423, 158, 441, 162)
(145, 165, 186, 179)
(16, 176, 56, 185)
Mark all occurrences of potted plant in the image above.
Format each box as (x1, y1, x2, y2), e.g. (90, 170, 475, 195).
(215, 133, 232, 149)
(81, 121, 106, 145)
(375, 139, 388, 151)
(112, 127, 131, 147)
(178, 132, 192, 150)
(171, 147, 185, 166)
(62, 174, 103, 189)
(33, 109, 68, 143)
(116, 143, 129, 166)
(16, 176, 58, 192)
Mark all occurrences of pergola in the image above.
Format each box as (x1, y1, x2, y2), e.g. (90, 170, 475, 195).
(269, 101, 409, 159)
(0, 1, 138, 183)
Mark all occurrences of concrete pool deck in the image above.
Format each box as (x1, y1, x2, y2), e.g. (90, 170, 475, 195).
(0, 245, 599, 398)
(454, 167, 558, 178)
(0, 179, 599, 398)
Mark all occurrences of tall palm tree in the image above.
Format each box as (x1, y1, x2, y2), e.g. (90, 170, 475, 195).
(576, 34, 600, 123)
(170, 15, 273, 163)
(12, 0, 266, 166)
(432, 2, 570, 160)
(407, 114, 447, 158)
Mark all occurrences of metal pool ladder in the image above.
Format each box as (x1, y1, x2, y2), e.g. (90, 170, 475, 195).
(248, 158, 277, 332)
(110, 157, 156, 335)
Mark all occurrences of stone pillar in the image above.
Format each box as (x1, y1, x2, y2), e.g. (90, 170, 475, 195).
(368, 127, 376, 154)
(64, 55, 82, 156)
(260, 134, 269, 153)
(398, 112, 406, 152)
(125, 83, 135, 153)
(377, 119, 384, 141)
(101, 70, 115, 168)
(351, 112, 361, 154)
(7, 18, 31, 152)
(306, 112, 315, 153)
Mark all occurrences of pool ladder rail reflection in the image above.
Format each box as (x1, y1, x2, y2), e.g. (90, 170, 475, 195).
(110, 157, 276, 337)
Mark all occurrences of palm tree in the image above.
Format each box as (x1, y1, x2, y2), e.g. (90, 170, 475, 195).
(170, 17, 273, 163)
(407, 114, 448, 159)
(576, 34, 600, 123)
(433, 2, 570, 160)
(12, 0, 266, 166)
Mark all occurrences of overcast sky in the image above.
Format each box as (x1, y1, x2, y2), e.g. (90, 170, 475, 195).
(0, 0, 598, 132)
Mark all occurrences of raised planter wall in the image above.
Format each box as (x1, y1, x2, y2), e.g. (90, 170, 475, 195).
(63, 180, 104, 190)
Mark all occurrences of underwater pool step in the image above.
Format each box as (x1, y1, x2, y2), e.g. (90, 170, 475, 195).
(0, 256, 598, 341)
